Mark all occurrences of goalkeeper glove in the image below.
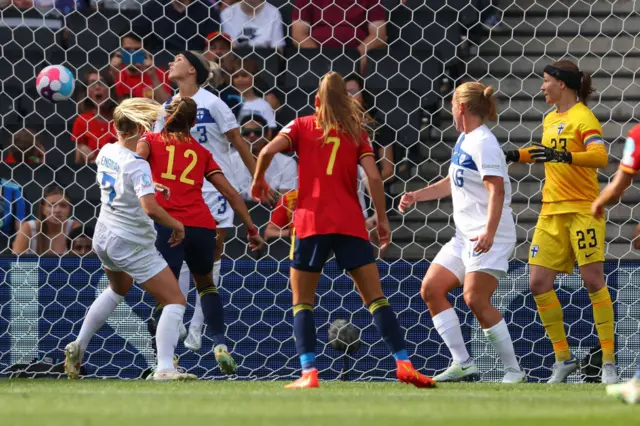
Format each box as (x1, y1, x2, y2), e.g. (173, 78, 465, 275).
(529, 143, 572, 163)
(503, 150, 520, 162)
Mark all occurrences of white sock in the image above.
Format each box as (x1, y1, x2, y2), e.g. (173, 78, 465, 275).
(77, 286, 124, 352)
(432, 308, 470, 363)
(213, 260, 221, 288)
(156, 304, 186, 371)
(178, 262, 190, 300)
(483, 319, 520, 371)
(191, 293, 204, 330)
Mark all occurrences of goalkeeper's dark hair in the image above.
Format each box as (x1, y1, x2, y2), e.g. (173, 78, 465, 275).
(316, 71, 366, 145)
(551, 59, 594, 106)
(162, 97, 198, 143)
(455, 82, 498, 121)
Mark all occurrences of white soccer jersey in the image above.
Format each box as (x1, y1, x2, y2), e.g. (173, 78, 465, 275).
(155, 88, 239, 192)
(96, 143, 157, 246)
(449, 125, 515, 243)
(230, 151, 297, 199)
(221, 2, 286, 49)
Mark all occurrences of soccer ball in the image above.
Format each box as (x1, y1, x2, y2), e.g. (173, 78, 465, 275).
(36, 65, 75, 103)
(328, 319, 361, 353)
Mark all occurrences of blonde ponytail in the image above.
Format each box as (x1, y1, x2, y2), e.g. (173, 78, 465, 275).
(113, 98, 165, 138)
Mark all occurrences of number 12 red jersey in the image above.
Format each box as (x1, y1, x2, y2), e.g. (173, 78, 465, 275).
(278, 115, 374, 240)
(143, 132, 222, 229)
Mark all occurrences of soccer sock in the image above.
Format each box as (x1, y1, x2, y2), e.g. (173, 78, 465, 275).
(293, 303, 316, 371)
(77, 286, 123, 353)
(156, 304, 185, 371)
(369, 297, 408, 361)
(589, 287, 615, 364)
(534, 290, 571, 362)
(432, 308, 471, 363)
(178, 262, 191, 300)
(198, 285, 226, 348)
(190, 293, 205, 330)
(483, 319, 520, 371)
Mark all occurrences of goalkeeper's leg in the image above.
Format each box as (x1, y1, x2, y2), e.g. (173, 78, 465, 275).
(421, 263, 479, 382)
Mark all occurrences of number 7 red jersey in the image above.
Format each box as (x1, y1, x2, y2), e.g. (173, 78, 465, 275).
(143, 132, 222, 229)
(278, 115, 374, 240)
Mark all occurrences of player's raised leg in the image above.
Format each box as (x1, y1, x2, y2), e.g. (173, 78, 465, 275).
(422, 263, 479, 382)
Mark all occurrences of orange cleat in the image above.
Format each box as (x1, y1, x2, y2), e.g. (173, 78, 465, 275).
(396, 360, 437, 388)
(284, 368, 319, 389)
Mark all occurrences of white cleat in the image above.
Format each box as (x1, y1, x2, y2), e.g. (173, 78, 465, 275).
(64, 341, 83, 380)
(502, 368, 526, 383)
(601, 363, 618, 384)
(148, 369, 197, 381)
(606, 378, 640, 404)
(547, 356, 579, 384)
(433, 359, 480, 382)
(184, 325, 202, 352)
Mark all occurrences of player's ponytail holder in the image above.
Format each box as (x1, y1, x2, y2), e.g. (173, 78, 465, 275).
(543, 65, 582, 91)
(247, 225, 259, 237)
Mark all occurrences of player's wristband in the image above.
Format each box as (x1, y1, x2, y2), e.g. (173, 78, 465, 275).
(247, 225, 259, 237)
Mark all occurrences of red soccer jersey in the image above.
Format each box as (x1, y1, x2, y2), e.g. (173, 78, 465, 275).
(71, 111, 117, 152)
(620, 124, 640, 175)
(278, 115, 374, 240)
(115, 67, 172, 99)
(144, 132, 222, 229)
(270, 190, 298, 229)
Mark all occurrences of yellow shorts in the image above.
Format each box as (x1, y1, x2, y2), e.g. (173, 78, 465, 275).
(529, 213, 605, 274)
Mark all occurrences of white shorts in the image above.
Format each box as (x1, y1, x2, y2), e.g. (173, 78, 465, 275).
(432, 234, 514, 284)
(204, 190, 234, 228)
(93, 222, 167, 283)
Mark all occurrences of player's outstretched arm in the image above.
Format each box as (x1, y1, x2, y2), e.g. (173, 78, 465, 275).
(264, 222, 290, 240)
(360, 155, 389, 249)
(592, 169, 634, 219)
(251, 135, 289, 203)
(209, 173, 264, 251)
(227, 128, 257, 176)
(139, 194, 185, 247)
(398, 176, 451, 213)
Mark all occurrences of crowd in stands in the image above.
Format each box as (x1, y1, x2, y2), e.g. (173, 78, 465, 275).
(0, 0, 502, 257)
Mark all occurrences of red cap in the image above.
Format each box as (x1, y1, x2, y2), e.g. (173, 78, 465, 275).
(206, 31, 232, 43)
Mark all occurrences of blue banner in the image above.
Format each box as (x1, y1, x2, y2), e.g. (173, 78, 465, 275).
(0, 258, 637, 381)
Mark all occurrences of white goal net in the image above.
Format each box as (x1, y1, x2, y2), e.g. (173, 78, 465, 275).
(1, 0, 639, 382)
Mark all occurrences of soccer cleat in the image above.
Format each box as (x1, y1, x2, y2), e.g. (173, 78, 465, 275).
(284, 368, 319, 389)
(547, 356, 579, 383)
(502, 368, 526, 384)
(601, 363, 618, 384)
(184, 325, 202, 352)
(148, 369, 197, 381)
(396, 360, 437, 388)
(214, 345, 237, 375)
(433, 359, 480, 382)
(64, 341, 83, 380)
(606, 379, 640, 404)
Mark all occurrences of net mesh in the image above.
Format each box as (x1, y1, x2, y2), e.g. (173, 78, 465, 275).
(0, 0, 639, 382)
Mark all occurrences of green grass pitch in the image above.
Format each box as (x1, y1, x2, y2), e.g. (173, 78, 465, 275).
(1, 380, 637, 426)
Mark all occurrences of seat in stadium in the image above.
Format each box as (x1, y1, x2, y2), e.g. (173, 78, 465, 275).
(284, 48, 360, 91)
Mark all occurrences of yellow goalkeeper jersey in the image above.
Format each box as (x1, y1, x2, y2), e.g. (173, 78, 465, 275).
(537, 102, 607, 215)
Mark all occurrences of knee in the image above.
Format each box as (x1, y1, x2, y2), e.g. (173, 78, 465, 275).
(529, 276, 553, 296)
(582, 273, 606, 293)
(463, 289, 489, 315)
(420, 280, 447, 304)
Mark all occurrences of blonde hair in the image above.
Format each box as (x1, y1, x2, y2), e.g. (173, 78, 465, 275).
(454, 82, 498, 121)
(316, 72, 366, 145)
(208, 60, 224, 88)
(113, 98, 164, 139)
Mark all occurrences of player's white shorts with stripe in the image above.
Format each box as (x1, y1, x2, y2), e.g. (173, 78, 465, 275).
(432, 234, 514, 283)
(204, 190, 235, 228)
(93, 222, 167, 283)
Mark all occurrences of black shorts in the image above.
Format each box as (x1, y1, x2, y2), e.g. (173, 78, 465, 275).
(155, 225, 216, 279)
(290, 233, 375, 273)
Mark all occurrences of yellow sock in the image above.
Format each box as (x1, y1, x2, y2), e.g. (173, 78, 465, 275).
(589, 287, 615, 364)
(534, 290, 571, 362)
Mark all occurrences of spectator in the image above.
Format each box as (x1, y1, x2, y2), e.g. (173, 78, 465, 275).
(264, 189, 297, 240)
(71, 69, 117, 164)
(110, 33, 172, 103)
(13, 184, 81, 256)
(232, 114, 297, 197)
(221, 0, 285, 49)
(4, 128, 45, 166)
(91, 0, 144, 10)
(232, 59, 277, 128)
(133, 0, 220, 52)
(0, 178, 27, 253)
(291, 0, 387, 54)
(204, 32, 241, 109)
(67, 225, 94, 257)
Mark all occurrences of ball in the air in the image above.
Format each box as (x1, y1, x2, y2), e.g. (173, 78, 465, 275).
(36, 65, 75, 103)
(328, 319, 361, 353)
